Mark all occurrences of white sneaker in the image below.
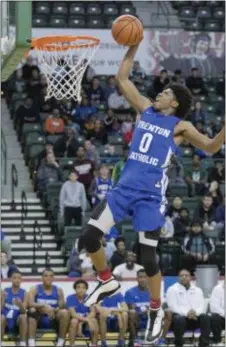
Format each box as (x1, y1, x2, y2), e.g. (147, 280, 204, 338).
(85, 276, 121, 307)
(143, 308, 164, 344)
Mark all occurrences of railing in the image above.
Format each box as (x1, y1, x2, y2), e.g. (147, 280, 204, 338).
(11, 163, 18, 211)
(20, 190, 28, 241)
(31, 220, 43, 274)
(1, 129, 7, 185)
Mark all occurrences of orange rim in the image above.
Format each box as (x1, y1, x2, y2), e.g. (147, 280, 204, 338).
(31, 35, 100, 51)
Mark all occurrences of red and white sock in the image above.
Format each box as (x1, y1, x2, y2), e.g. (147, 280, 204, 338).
(98, 267, 112, 281)
(150, 299, 161, 310)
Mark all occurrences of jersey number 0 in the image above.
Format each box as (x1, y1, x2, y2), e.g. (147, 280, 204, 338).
(139, 133, 153, 153)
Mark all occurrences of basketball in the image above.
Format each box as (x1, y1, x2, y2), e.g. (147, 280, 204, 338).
(112, 15, 143, 46)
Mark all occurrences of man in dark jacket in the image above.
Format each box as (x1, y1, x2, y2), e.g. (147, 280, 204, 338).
(110, 237, 127, 270)
(180, 220, 216, 273)
(54, 128, 79, 158)
(37, 152, 63, 198)
(15, 97, 40, 140)
(173, 208, 191, 245)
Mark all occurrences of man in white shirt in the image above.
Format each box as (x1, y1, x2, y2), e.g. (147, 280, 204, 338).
(166, 269, 210, 347)
(210, 282, 225, 344)
(113, 251, 144, 280)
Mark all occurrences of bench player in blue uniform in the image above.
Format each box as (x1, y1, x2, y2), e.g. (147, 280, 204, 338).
(78, 41, 225, 344)
(27, 268, 69, 347)
(1, 270, 28, 346)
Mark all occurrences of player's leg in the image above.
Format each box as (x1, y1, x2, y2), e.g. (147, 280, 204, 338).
(27, 309, 38, 347)
(116, 312, 128, 347)
(128, 310, 139, 345)
(80, 198, 124, 306)
(68, 318, 79, 346)
(56, 309, 70, 347)
(137, 230, 164, 344)
(1, 315, 6, 340)
(88, 317, 99, 346)
(98, 309, 108, 347)
(17, 314, 27, 346)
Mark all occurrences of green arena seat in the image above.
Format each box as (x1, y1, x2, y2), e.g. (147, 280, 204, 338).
(108, 135, 124, 145)
(59, 158, 74, 169)
(24, 136, 45, 163)
(169, 184, 188, 197)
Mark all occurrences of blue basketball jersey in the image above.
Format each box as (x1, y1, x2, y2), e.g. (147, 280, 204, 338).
(2, 287, 26, 320)
(118, 107, 180, 196)
(35, 284, 59, 308)
(66, 294, 90, 317)
(125, 286, 150, 313)
(93, 177, 113, 205)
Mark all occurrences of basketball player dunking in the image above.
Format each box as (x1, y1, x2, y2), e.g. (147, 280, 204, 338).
(78, 42, 225, 344)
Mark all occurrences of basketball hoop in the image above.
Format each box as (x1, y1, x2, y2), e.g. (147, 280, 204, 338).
(30, 35, 100, 102)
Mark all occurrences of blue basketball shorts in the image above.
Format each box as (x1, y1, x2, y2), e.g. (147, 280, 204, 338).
(88, 184, 166, 233)
(1, 311, 19, 333)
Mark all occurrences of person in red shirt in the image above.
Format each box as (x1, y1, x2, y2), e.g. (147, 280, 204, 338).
(73, 146, 95, 195)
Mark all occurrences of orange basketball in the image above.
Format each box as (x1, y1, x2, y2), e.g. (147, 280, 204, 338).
(112, 15, 143, 46)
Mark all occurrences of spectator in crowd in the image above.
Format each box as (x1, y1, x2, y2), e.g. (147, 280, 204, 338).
(166, 196, 183, 222)
(167, 156, 184, 184)
(113, 251, 144, 280)
(1, 228, 12, 260)
(186, 67, 207, 96)
(60, 169, 86, 226)
(1, 252, 18, 279)
(130, 60, 146, 85)
(1, 271, 28, 346)
(210, 282, 225, 345)
(108, 87, 130, 110)
(87, 77, 105, 105)
(28, 268, 69, 347)
(152, 69, 170, 97)
(166, 269, 210, 347)
(121, 114, 133, 135)
(35, 140, 54, 172)
(184, 154, 207, 196)
(8, 68, 27, 96)
(86, 119, 108, 145)
(67, 241, 82, 278)
(72, 96, 97, 125)
(81, 58, 96, 84)
(171, 69, 185, 85)
(95, 292, 128, 347)
(54, 127, 79, 158)
(101, 235, 116, 263)
(190, 101, 207, 125)
(44, 108, 65, 134)
(27, 68, 41, 98)
(104, 109, 121, 134)
(73, 146, 95, 194)
(112, 145, 129, 185)
(160, 216, 174, 239)
(180, 219, 215, 273)
(194, 194, 216, 231)
(89, 164, 112, 206)
(173, 208, 191, 245)
(215, 70, 225, 98)
(83, 116, 96, 137)
(21, 56, 40, 81)
(213, 202, 225, 240)
(84, 140, 100, 168)
(104, 75, 117, 100)
(66, 280, 99, 346)
(206, 181, 223, 208)
(15, 97, 40, 140)
(125, 269, 150, 346)
(208, 160, 225, 184)
(37, 152, 63, 198)
(110, 237, 127, 270)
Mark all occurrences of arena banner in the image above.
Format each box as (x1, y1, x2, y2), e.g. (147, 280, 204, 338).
(32, 28, 225, 77)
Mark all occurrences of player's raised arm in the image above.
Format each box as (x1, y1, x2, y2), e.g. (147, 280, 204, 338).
(116, 44, 152, 113)
(177, 121, 225, 154)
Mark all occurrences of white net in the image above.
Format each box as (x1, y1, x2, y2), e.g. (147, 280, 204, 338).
(32, 36, 100, 102)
